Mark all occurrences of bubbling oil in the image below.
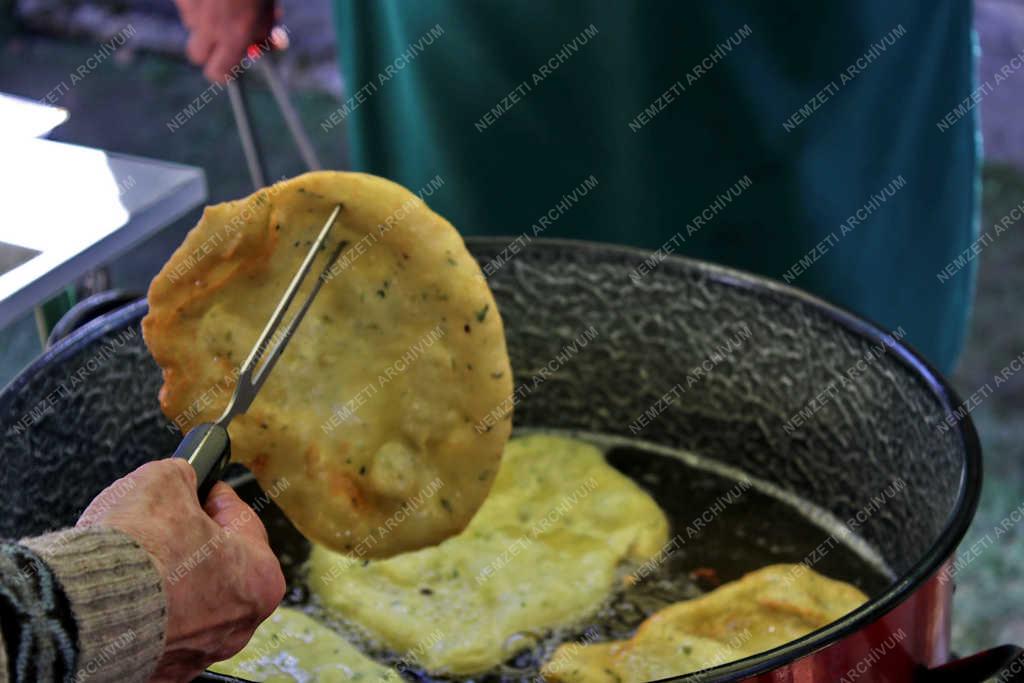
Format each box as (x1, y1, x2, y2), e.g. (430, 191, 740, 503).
(256, 429, 893, 682)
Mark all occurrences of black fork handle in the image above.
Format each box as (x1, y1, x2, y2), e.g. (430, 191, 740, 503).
(173, 422, 231, 503)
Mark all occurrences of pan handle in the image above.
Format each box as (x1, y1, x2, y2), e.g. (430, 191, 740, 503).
(46, 290, 141, 348)
(920, 644, 1023, 682)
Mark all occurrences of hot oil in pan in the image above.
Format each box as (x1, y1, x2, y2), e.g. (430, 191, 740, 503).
(245, 430, 893, 682)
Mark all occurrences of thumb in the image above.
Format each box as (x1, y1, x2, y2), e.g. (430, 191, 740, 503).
(203, 481, 270, 545)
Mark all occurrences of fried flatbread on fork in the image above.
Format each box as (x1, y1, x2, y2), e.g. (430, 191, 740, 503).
(143, 172, 513, 557)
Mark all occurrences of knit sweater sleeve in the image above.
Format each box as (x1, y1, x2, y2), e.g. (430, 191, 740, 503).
(0, 528, 167, 682)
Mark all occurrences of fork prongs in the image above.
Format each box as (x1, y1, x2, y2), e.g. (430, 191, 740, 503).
(217, 204, 344, 424)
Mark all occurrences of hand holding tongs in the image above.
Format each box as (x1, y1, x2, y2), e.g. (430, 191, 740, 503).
(173, 205, 344, 501)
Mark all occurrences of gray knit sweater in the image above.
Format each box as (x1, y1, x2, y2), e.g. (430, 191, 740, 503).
(0, 528, 166, 682)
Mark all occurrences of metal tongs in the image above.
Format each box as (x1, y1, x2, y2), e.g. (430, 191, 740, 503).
(173, 205, 344, 501)
(226, 49, 321, 190)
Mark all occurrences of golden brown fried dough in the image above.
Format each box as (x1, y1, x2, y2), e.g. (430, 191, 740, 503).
(144, 172, 513, 557)
(542, 564, 868, 682)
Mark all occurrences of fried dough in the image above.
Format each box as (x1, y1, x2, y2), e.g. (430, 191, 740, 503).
(542, 564, 868, 682)
(143, 172, 513, 557)
(307, 434, 670, 676)
(209, 606, 400, 682)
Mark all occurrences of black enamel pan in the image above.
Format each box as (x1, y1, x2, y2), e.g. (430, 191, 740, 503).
(1, 238, 1019, 682)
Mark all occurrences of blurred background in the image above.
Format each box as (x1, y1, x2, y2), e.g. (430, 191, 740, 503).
(0, 0, 1022, 663)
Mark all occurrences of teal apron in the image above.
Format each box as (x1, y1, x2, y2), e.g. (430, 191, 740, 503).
(331, 1, 979, 374)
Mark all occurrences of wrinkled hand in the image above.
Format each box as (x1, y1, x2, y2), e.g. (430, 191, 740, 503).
(174, 0, 275, 82)
(78, 459, 285, 683)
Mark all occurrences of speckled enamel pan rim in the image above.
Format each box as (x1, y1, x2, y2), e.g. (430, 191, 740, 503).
(0, 237, 981, 683)
(470, 236, 981, 683)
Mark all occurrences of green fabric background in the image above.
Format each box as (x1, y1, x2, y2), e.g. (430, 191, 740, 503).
(331, 1, 978, 373)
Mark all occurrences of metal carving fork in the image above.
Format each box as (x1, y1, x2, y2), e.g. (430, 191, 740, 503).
(172, 205, 344, 501)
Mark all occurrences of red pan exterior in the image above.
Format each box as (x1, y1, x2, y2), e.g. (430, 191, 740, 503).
(734, 563, 952, 682)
